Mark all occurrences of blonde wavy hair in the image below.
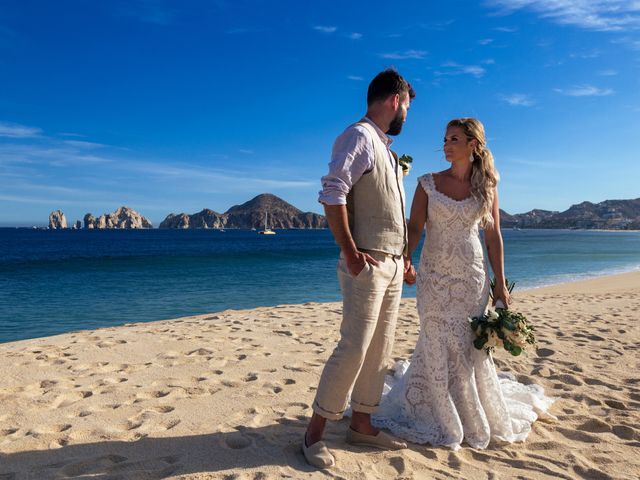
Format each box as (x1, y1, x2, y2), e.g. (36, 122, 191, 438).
(446, 118, 500, 228)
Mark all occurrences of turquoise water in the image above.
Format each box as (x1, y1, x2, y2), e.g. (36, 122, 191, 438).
(1, 228, 639, 343)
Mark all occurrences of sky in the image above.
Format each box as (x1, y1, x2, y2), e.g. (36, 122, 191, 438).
(1, 0, 639, 226)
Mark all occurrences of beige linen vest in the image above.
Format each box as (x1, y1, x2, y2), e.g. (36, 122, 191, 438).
(346, 120, 408, 256)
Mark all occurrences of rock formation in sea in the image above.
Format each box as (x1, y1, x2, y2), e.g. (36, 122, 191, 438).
(160, 209, 226, 229)
(83, 207, 152, 229)
(73, 220, 82, 230)
(48, 210, 68, 229)
(160, 193, 327, 229)
(84, 214, 96, 229)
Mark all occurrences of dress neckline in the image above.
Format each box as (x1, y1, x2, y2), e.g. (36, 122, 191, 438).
(428, 173, 474, 203)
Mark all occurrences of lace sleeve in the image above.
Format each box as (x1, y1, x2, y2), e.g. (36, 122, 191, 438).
(417, 173, 433, 196)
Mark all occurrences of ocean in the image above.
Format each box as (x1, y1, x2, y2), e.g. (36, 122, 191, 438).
(1, 228, 639, 343)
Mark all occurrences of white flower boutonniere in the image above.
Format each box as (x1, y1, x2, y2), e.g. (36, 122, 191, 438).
(398, 154, 413, 176)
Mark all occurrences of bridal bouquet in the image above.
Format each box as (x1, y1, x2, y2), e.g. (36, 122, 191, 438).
(469, 280, 536, 356)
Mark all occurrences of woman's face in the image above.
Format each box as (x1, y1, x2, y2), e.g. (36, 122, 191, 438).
(443, 126, 475, 163)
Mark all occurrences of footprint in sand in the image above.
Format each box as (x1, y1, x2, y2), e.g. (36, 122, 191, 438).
(150, 406, 175, 413)
(51, 391, 93, 409)
(243, 373, 259, 382)
(604, 399, 627, 410)
(222, 431, 253, 449)
(572, 465, 614, 480)
(556, 426, 600, 444)
(60, 454, 128, 478)
(612, 425, 638, 440)
(578, 418, 610, 433)
(187, 348, 214, 356)
(548, 373, 583, 386)
(536, 348, 555, 357)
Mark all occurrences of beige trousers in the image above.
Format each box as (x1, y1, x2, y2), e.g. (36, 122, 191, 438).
(313, 250, 403, 420)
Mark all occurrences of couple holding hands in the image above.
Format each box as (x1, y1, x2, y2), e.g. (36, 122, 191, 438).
(303, 69, 552, 468)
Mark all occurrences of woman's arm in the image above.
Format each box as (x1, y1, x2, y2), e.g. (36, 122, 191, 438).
(483, 189, 511, 307)
(404, 184, 428, 284)
(407, 183, 428, 257)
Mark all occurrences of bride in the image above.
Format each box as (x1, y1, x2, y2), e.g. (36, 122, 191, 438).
(373, 118, 554, 449)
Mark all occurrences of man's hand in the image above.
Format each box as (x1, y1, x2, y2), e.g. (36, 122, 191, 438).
(345, 250, 379, 276)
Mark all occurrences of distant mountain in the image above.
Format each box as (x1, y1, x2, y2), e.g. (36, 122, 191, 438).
(501, 198, 640, 230)
(159, 194, 327, 229)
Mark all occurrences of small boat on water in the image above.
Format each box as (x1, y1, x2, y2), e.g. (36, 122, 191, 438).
(258, 212, 276, 235)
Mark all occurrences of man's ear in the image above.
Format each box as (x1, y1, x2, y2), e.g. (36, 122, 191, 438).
(385, 93, 400, 110)
(392, 93, 400, 110)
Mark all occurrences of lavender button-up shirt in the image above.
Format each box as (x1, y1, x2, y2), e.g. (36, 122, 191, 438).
(318, 117, 396, 206)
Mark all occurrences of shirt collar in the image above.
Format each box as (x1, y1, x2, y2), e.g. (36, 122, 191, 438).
(363, 116, 393, 147)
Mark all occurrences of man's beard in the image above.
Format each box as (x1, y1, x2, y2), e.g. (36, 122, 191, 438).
(387, 112, 404, 136)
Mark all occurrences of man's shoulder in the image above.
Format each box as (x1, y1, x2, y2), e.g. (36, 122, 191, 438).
(337, 121, 374, 143)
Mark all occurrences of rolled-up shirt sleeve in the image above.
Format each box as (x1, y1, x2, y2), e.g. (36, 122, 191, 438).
(318, 125, 375, 205)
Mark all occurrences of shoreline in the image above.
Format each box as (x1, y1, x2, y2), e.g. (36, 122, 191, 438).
(1, 270, 639, 478)
(1, 269, 639, 347)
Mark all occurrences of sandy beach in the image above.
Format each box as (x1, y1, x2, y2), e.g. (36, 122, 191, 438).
(1, 272, 639, 479)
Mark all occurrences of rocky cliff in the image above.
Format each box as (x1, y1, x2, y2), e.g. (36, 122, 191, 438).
(48, 210, 68, 229)
(501, 199, 640, 230)
(160, 209, 226, 229)
(84, 207, 152, 229)
(160, 194, 327, 229)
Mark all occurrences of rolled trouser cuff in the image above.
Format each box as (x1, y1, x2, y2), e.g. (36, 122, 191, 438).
(312, 400, 345, 421)
(350, 399, 379, 415)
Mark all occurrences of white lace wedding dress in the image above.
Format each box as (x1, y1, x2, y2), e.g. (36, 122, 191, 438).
(372, 173, 555, 450)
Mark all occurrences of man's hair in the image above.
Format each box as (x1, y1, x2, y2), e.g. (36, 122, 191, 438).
(367, 69, 415, 106)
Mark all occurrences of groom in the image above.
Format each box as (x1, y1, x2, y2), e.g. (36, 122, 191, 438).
(303, 69, 416, 468)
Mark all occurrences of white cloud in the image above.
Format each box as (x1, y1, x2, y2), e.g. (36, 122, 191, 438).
(500, 93, 535, 106)
(569, 50, 601, 59)
(436, 61, 486, 78)
(554, 84, 614, 96)
(58, 132, 86, 138)
(349, 32, 362, 40)
(479, 38, 494, 45)
(597, 69, 618, 76)
(347, 75, 364, 81)
(129, 161, 315, 189)
(486, 1, 640, 32)
(494, 26, 518, 32)
(313, 25, 337, 34)
(380, 49, 427, 60)
(419, 19, 456, 31)
(611, 36, 640, 50)
(63, 140, 109, 149)
(0, 122, 42, 138)
(238, 149, 254, 154)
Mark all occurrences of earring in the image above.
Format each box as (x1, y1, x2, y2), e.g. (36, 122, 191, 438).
(469, 152, 475, 163)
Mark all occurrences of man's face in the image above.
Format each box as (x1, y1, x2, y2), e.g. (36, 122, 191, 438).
(387, 94, 410, 136)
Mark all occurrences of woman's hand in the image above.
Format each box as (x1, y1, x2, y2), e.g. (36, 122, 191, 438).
(492, 281, 511, 309)
(403, 256, 416, 285)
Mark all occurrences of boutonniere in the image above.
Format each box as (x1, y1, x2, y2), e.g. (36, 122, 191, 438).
(398, 154, 413, 176)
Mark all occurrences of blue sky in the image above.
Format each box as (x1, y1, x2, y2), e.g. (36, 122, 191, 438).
(1, 0, 639, 226)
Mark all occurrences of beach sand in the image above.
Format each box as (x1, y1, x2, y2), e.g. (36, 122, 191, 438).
(1, 272, 639, 479)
